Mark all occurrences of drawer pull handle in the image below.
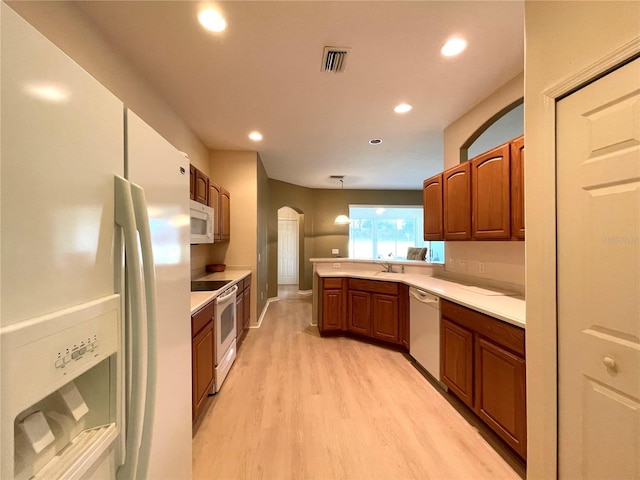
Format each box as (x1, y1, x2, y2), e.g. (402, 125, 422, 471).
(602, 356, 616, 369)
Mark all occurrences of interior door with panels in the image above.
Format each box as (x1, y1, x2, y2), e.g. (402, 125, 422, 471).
(557, 57, 640, 479)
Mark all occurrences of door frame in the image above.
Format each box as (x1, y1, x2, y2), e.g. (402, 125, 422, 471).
(527, 37, 640, 479)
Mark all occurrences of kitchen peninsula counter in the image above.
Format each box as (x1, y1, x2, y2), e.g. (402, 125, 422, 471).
(311, 259, 525, 328)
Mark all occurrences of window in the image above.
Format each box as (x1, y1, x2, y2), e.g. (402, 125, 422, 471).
(348, 206, 444, 263)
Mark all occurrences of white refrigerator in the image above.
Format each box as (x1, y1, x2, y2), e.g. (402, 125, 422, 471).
(0, 4, 192, 479)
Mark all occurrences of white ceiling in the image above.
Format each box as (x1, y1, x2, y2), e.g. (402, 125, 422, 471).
(74, 1, 524, 190)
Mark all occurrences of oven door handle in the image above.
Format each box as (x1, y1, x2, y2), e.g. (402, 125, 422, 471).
(215, 284, 238, 304)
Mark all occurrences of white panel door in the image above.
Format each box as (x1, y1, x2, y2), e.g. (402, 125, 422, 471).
(278, 218, 298, 285)
(557, 58, 640, 479)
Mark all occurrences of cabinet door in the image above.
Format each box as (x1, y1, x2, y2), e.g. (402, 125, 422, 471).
(190, 164, 196, 200)
(348, 291, 371, 336)
(475, 336, 527, 459)
(443, 163, 471, 240)
(220, 188, 231, 241)
(209, 182, 221, 240)
(423, 173, 443, 240)
(322, 289, 344, 331)
(194, 169, 209, 205)
(440, 318, 474, 408)
(471, 143, 511, 240)
(192, 322, 214, 420)
(235, 293, 244, 343)
(243, 285, 251, 329)
(510, 136, 525, 240)
(372, 294, 399, 343)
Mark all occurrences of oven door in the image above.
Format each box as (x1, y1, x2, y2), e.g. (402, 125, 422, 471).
(215, 285, 237, 365)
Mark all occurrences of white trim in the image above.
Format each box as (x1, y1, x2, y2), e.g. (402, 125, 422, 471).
(528, 35, 640, 480)
(297, 289, 312, 296)
(545, 37, 640, 98)
(250, 297, 279, 329)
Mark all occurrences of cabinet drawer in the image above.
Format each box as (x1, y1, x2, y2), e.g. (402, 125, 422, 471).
(191, 302, 214, 337)
(236, 278, 245, 291)
(441, 299, 524, 356)
(323, 277, 344, 289)
(243, 274, 251, 289)
(348, 278, 398, 295)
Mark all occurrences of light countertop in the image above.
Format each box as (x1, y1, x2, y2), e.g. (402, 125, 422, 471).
(316, 269, 525, 328)
(190, 269, 251, 314)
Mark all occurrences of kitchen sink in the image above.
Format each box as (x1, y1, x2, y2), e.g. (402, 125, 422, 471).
(190, 280, 231, 291)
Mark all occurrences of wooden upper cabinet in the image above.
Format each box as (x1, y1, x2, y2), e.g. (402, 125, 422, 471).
(220, 188, 231, 241)
(443, 163, 471, 240)
(194, 169, 209, 205)
(510, 135, 525, 240)
(471, 143, 511, 240)
(189, 164, 196, 200)
(423, 173, 444, 241)
(209, 182, 221, 240)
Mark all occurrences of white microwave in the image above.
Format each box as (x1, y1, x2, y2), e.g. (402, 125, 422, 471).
(190, 199, 214, 244)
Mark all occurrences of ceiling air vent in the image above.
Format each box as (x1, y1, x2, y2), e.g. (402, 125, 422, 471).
(321, 46, 351, 73)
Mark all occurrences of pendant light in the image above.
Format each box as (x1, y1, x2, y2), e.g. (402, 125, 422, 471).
(333, 176, 351, 225)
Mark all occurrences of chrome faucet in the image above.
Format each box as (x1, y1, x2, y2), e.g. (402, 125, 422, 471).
(376, 261, 394, 273)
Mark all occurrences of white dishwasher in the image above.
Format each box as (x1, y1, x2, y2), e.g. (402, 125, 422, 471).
(409, 287, 442, 382)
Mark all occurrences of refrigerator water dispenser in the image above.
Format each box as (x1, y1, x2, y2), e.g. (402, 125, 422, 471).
(1, 295, 123, 480)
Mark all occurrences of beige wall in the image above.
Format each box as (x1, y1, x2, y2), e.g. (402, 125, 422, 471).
(209, 151, 264, 323)
(443, 72, 523, 170)
(524, 2, 640, 478)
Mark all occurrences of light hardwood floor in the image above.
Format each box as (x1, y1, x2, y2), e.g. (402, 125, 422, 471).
(192, 287, 523, 480)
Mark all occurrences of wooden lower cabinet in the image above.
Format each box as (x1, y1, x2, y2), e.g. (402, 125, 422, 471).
(192, 321, 214, 421)
(243, 281, 251, 330)
(319, 277, 408, 349)
(475, 336, 527, 458)
(348, 290, 372, 336)
(372, 294, 400, 343)
(440, 299, 527, 460)
(192, 302, 214, 422)
(441, 318, 474, 408)
(235, 285, 244, 344)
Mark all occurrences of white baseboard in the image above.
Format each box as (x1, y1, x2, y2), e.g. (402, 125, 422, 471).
(250, 296, 279, 328)
(297, 289, 312, 296)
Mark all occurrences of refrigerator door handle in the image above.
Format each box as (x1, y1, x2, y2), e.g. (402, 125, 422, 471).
(130, 183, 157, 480)
(114, 175, 148, 480)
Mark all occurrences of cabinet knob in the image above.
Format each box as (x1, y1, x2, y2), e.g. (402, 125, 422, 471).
(602, 356, 616, 369)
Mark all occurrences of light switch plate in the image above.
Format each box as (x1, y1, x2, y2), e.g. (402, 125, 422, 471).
(331, 248, 339, 255)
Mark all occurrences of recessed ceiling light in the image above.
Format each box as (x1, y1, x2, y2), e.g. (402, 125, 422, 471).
(369, 138, 383, 145)
(394, 103, 412, 114)
(198, 8, 226, 32)
(249, 131, 263, 142)
(441, 37, 467, 57)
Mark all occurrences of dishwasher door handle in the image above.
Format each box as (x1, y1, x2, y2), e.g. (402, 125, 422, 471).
(409, 288, 439, 305)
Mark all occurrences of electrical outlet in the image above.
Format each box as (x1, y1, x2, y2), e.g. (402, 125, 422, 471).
(258, 253, 261, 262)
(333, 263, 341, 268)
(448, 258, 455, 269)
(459, 259, 467, 271)
(332, 248, 339, 255)
(479, 261, 486, 274)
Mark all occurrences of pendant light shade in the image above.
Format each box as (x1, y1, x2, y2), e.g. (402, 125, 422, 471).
(334, 214, 351, 225)
(332, 176, 351, 225)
